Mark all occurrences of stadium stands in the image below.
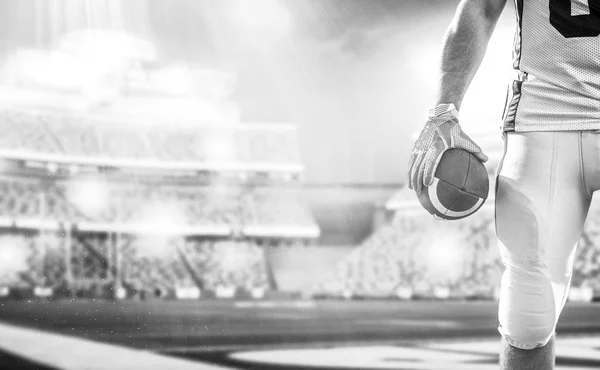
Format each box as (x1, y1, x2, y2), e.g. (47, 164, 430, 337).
(314, 194, 505, 300)
(0, 30, 320, 301)
(0, 110, 301, 170)
(0, 173, 315, 298)
(0, 175, 316, 229)
(0, 105, 317, 300)
(315, 185, 600, 301)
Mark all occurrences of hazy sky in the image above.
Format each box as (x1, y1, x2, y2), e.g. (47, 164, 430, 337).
(227, 0, 516, 185)
(0, 0, 517, 185)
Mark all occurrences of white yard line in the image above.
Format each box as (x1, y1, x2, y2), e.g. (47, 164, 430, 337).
(0, 322, 225, 370)
(229, 335, 600, 370)
(3, 319, 600, 370)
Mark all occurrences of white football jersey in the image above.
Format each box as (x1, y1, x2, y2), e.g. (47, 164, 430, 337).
(502, 0, 600, 132)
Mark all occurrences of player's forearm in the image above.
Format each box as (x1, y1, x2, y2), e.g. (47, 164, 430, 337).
(435, 0, 507, 109)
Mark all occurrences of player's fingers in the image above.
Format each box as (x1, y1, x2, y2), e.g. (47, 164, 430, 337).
(423, 149, 444, 186)
(416, 152, 426, 191)
(458, 131, 488, 162)
(473, 151, 489, 163)
(407, 152, 417, 190)
(411, 151, 425, 192)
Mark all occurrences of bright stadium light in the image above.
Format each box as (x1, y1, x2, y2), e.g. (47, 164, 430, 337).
(138, 203, 185, 235)
(419, 234, 467, 283)
(0, 236, 30, 278)
(205, 133, 235, 162)
(135, 203, 185, 258)
(59, 29, 156, 64)
(66, 179, 109, 216)
(154, 66, 195, 96)
(232, 0, 291, 36)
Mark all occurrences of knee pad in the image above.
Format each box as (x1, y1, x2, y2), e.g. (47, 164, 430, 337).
(498, 262, 569, 350)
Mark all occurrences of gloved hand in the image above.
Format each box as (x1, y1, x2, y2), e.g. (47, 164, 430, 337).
(408, 113, 488, 193)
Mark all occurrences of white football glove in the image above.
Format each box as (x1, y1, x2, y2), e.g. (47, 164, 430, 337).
(407, 113, 488, 193)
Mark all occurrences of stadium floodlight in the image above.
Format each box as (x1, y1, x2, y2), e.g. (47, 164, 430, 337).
(68, 164, 80, 174)
(251, 287, 265, 299)
(138, 203, 185, 235)
(395, 286, 413, 300)
(215, 285, 236, 298)
(219, 243, 249, 272)
(231, 0, 291, 36)
(33, 286, 54, 298)
(114, 286, 127, 300)
(0, 236, 30, 279)
(66, 179, 109, 216)
(420, 234, 466, 283)
(59, 29, 156, 63)
(134, 203, 185, 258)
(154, 66, 195, 96)
(205, 133, 235, 162)
(47, 163, 59, 174)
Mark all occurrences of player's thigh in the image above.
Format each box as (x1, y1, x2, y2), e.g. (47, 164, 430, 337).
(495, 131, 590, 271)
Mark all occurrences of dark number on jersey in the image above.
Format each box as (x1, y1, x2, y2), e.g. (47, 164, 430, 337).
(550, 0, 600, 37)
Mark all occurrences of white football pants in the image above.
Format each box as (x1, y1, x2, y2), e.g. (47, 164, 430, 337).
(496, 131, 599, 350)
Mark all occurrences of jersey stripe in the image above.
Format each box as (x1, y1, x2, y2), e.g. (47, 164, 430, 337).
(512, 0, 524, 70)
(502, 80, 523, 132)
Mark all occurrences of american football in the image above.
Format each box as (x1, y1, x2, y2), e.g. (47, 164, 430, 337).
(417, 148, 489, 220)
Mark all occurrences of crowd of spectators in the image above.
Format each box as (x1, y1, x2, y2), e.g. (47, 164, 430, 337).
(121, 236, 196, 297)
(178, 239, 269, 293)
(119, 237, 270, 298)
(0, 110, 300, 165)
(0, 175, 316, 228)
(315, 209, 504, 300)
(0, 99, 311, 300)
(0, 231, 271, 298)
(0, 171, 312, 299)
(316, 195, 600, 301)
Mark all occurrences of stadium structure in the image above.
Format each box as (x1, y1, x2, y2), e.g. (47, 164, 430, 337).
(0, 30, 320, 301)
(2, 28, 600, 309)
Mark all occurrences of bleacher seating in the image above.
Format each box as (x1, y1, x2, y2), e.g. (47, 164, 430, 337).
(315, 207, 504, 299)
(0, 105, 315, 299)
(0, 230, 272, 298)
(0, 175, 317, 230)
(180, 240, 269, 293)
(316, 189, 600, 301)
(121, 237, 194, 297)
(0, 110, 300, 166)
(0, 174, 304, 297)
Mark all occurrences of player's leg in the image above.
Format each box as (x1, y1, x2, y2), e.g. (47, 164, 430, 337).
(495, 131, 592, 370)
(500, 336, 554, 370)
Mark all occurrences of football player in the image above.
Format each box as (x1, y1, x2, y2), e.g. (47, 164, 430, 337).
(408, 0, 600, 369)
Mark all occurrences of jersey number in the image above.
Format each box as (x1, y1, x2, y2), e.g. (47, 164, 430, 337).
(549, 0, 600, 37)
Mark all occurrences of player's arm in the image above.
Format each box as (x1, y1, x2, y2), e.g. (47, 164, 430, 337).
(408, 0, 507, 192)
(437, 0, 508, 109)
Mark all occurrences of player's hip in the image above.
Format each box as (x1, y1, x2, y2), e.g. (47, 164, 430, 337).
(502, 78, 600, 132)
(496, 130, 600, 201)
(494, 130, 593, 265)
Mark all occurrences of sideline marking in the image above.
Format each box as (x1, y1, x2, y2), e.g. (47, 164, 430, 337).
(355, 319, 462, 328)
(0, 322, 225, 370)
(234, 300, 317, 309)
(229, 336, 600, 370)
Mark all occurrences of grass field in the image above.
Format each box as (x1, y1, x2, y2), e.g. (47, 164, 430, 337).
(1, 299, 599, 369)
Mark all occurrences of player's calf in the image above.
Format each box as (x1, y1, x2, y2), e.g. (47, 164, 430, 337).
(500, 336, 555, 370)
